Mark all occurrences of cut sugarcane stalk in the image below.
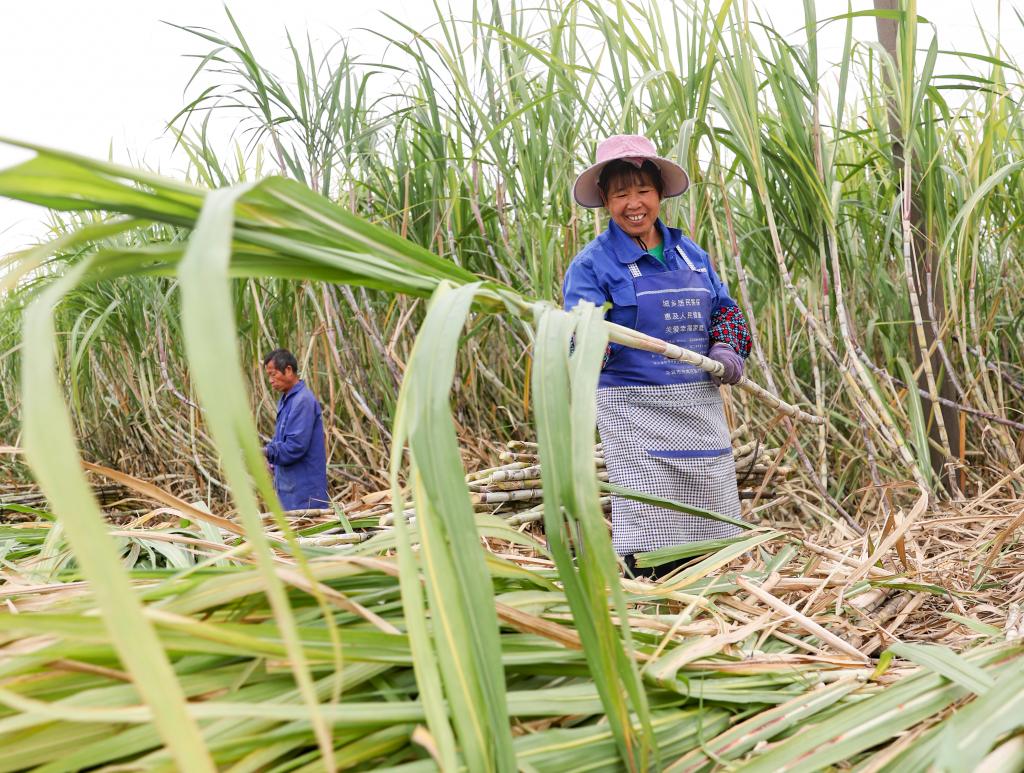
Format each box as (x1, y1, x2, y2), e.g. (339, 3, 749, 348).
(605, 322, 824, 425)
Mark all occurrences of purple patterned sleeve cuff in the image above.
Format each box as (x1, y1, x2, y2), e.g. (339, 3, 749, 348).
(708, 306, 753, 359)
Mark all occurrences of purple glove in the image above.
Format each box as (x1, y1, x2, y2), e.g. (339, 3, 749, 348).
(708, 342, 743, 385)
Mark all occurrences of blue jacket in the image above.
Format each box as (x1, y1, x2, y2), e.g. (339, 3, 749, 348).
(265, 381, 329, 511)
(563, 219, 738, 324)
(563, 219, 739, 363)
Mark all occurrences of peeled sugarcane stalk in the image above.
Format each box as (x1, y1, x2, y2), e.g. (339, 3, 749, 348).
(378, 505, 417, 527)
(733, 452, 759, 471)
(499, 451, 539, 463)
(485, 472, 610, 491)
(733, 452, 768, 471)
(498, 450, 605, 466)
(738, 464, 794, 476)
(260, 507, 335, 520)
(506, 509, 544, 526)
(491, 465, 542, 482)
(297, 531, 376, 546)
(732, 439, 759, 459)
(466, 462, 529, 481)
(506, 496, 612, 526)
(471, 488, 545, 504)
(486, 479, 544, 492)
(732, 444, 781, 464)
(492, 461, 607, 483)
(605, 322, 825, 425)
(475, 437, 788, 513)
(465, 466, 500, 482)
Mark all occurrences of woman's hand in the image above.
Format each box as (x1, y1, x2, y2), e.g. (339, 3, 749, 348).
(708, 342, 743, 385)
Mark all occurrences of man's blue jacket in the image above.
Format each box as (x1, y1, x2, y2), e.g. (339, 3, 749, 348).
(265, 380, 329, 511)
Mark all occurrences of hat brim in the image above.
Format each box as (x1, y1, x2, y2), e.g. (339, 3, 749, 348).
(572, 156, 689, 208)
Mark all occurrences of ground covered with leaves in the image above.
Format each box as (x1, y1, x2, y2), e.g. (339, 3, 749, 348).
(2, 461, 1022, 772)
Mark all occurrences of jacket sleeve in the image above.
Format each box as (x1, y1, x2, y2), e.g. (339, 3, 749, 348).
(265, 397, 318, 466)
(563, 257, 617, 367)
(699, 249, 752, 359)
(704, 252, 737, 311)
(562, 258, 606, 312)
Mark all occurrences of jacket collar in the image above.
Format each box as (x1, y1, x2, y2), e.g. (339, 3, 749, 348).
(279, 379, 306, 405)
(605, 219, 681, 264)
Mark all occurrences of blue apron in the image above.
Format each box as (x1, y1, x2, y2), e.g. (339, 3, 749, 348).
(595, 245, 743, 554)
(600, 244, 714, 388)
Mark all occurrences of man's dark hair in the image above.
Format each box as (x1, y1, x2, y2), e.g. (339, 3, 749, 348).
(597, 159, 665, 199)
(263, 348, 298, 375)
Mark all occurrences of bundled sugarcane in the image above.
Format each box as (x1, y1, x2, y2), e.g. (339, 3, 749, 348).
(1, 482, 128, 520)
(358, 426, 794, 528)
(478, 427, 791, 509)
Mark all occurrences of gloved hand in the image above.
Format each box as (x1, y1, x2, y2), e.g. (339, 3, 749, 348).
(708, 342, 743, 386)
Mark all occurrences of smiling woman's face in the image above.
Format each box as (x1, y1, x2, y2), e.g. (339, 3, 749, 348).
(600, 168, 663, 244)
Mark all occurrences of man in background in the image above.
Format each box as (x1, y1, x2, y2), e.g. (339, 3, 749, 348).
(262, 348, 329, 511)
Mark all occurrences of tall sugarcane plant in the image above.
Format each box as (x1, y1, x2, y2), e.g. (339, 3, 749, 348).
(3, 0, 1020, 503)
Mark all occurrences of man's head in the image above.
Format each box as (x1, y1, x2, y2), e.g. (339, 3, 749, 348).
(263, 349, 300, 393)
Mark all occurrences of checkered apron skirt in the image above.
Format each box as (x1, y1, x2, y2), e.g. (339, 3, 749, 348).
(597, 379, 743, 555)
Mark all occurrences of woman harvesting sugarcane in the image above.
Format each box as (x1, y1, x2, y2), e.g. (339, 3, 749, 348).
(563, 135, 752, 580)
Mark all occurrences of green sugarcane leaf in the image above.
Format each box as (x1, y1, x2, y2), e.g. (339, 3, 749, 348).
(389, 281, 515, 772)
(887, 642, 994, 695)
(738, 646, 1015, 772)
(938, 662, 1024, 771)
(533, 301, 655, 771)
(177, 183, 339, 766)
(667, 677, 861, 771)
(602, 482, 752, 530)
(938, 612, 1002, 638)
(636, 532, 772, 568)
(897, 357, 934, 491)
(17, 254, 215, 771)
(869, 579, 953, 596)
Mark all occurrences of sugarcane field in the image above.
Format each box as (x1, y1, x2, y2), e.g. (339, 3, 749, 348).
(1, 0, 1023, 770)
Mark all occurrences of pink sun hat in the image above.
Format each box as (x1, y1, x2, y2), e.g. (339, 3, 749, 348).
(572, 134, 689, 208)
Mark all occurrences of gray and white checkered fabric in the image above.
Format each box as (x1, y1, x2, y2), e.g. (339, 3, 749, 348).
(596, 381, 744, 554)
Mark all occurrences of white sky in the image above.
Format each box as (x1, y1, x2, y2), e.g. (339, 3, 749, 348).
(1, 0, 1020, 255)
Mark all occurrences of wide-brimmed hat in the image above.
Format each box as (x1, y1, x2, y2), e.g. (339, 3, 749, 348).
(572, 134, 689, 208)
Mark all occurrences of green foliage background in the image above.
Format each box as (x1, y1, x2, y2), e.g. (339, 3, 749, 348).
(2, 0, 1022, 504)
